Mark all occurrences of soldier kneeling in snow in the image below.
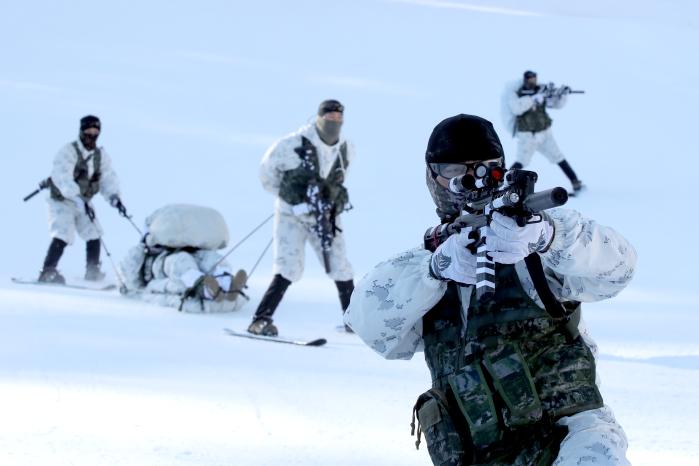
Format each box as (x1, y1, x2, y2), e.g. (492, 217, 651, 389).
(119, 204, 248, 313)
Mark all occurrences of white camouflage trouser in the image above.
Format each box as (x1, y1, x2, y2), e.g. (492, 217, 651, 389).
(47, 197, 102, 244)
(273, 209, 353, 282)
(515, 127, 565, 167)
(553, 405, 631, 465)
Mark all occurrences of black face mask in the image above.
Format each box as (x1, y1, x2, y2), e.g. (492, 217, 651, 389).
(80, 132, 99, 150)
(316, 119, 342, 145)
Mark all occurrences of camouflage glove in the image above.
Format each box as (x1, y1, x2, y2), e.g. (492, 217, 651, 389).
(429, 227, 477, 285)
(485, 212, 554, 264)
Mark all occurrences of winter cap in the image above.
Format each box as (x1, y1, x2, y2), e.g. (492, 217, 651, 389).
(523, 70, 537, 80)
(425, 114, 505, 165)
(80, 115, 101, 131)
(318, 99, 344, 116)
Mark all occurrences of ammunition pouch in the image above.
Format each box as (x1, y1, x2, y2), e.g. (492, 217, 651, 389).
(412, 388, 468, 466)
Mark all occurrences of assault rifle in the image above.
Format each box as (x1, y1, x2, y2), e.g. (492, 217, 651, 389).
(23, 177, 51, 201)
(424, 166, 568, 302)
(306, 180, 334, 273)
(520, 82, 585, 99)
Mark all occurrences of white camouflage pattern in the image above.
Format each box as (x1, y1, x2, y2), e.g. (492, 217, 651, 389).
(345, 208, 635, 464)
(119, 246, 246, 313)
(47, 197, 102, 244)
(501, 79, 568, 166)
(46, 138, 120, 244)
(345, 207, 636, 360)
(260, 123, 355, 282)
(515, 127, 565, 165)
(554, 406, 631, 466)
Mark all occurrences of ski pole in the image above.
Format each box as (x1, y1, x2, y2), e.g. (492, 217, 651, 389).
(86, 205, 128, 293)
(124, 214, 144, 237)
(97, 235, 128, 294)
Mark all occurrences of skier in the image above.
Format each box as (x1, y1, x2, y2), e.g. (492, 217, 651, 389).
(502, 70, 584, 194)
(119, 204, 248, 313)
(247, 99, 355, 336)
(345, 115, 635, 465)
(37, 115, 127, 284)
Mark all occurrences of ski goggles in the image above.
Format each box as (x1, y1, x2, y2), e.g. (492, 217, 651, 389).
(429, 159, 503, 179)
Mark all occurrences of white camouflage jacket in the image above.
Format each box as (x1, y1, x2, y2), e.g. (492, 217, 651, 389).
(344, 208, 636, 360)
(501, 79, 567, 137)
(50, 138, 120, 201)
(259, 123, 355, 214)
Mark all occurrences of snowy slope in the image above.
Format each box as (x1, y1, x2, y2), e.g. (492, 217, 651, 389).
(1, 0, 699, 464)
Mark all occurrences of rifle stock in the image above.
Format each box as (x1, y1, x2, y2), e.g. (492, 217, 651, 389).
(23, 178, 51, 202)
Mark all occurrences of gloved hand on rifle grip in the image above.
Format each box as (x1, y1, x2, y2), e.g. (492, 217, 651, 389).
(109, 195, 128, 217)
(532, 92, 546, 106)
(291, 203, 311, 216)
(429, 227, 477, 285)
(484, 212, 554, 264)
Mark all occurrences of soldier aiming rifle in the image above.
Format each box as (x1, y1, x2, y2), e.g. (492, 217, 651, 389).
(502, 70, 586, 194)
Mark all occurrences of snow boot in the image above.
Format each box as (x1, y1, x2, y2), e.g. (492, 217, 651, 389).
(38, 267, 66, 284)
(223, 269, 248, 302)
(253, 274, 292, 320)
(336, 279, 355, 333)
(247, 317, 279, 337)
(198, 275, 222, 301)
(41, 237, 67, 269)
(85, 263, 106, 281)
(84, 239, 105, 281)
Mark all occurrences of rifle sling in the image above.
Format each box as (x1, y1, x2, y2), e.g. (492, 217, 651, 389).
(523, 253, 568, 321)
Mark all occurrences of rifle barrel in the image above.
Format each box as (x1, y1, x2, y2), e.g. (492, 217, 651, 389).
(523, 187, 568, 212)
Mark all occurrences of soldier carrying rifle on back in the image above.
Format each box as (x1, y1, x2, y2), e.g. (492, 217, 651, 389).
(501, 70, 586, 195)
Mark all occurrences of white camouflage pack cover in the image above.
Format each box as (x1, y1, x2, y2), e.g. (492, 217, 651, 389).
(145, 204, 229, 250)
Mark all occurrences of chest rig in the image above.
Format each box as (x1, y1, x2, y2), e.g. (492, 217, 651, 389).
(50, 142, 102, 201)
(416, 257, 603, 465)
(278, 136, 349, 209)
(516, 86, 552, 134)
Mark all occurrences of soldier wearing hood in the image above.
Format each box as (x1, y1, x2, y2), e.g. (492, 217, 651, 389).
(37, 115, 127, 284)
(345, 115, 635, 465)
(247, 100, 355, 336)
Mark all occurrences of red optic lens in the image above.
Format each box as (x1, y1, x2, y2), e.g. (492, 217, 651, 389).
(491, 167, 505, 180)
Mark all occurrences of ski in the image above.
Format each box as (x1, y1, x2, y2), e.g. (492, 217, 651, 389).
(11, 277, 117, 291)
(223, 328, 326, 347)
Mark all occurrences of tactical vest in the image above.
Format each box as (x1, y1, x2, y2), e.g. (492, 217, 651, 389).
(278, 136, 349, 209)
(50, 142, 102, 201)
(416, 260, 602, 465)
(516, 86, 552, 133)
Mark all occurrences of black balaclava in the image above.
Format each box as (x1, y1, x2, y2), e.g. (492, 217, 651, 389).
(425, 114, 505, 221)
(79, 115, 101, 150)
(316, 99, 344, 145)
(523, 70, 537, 90)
